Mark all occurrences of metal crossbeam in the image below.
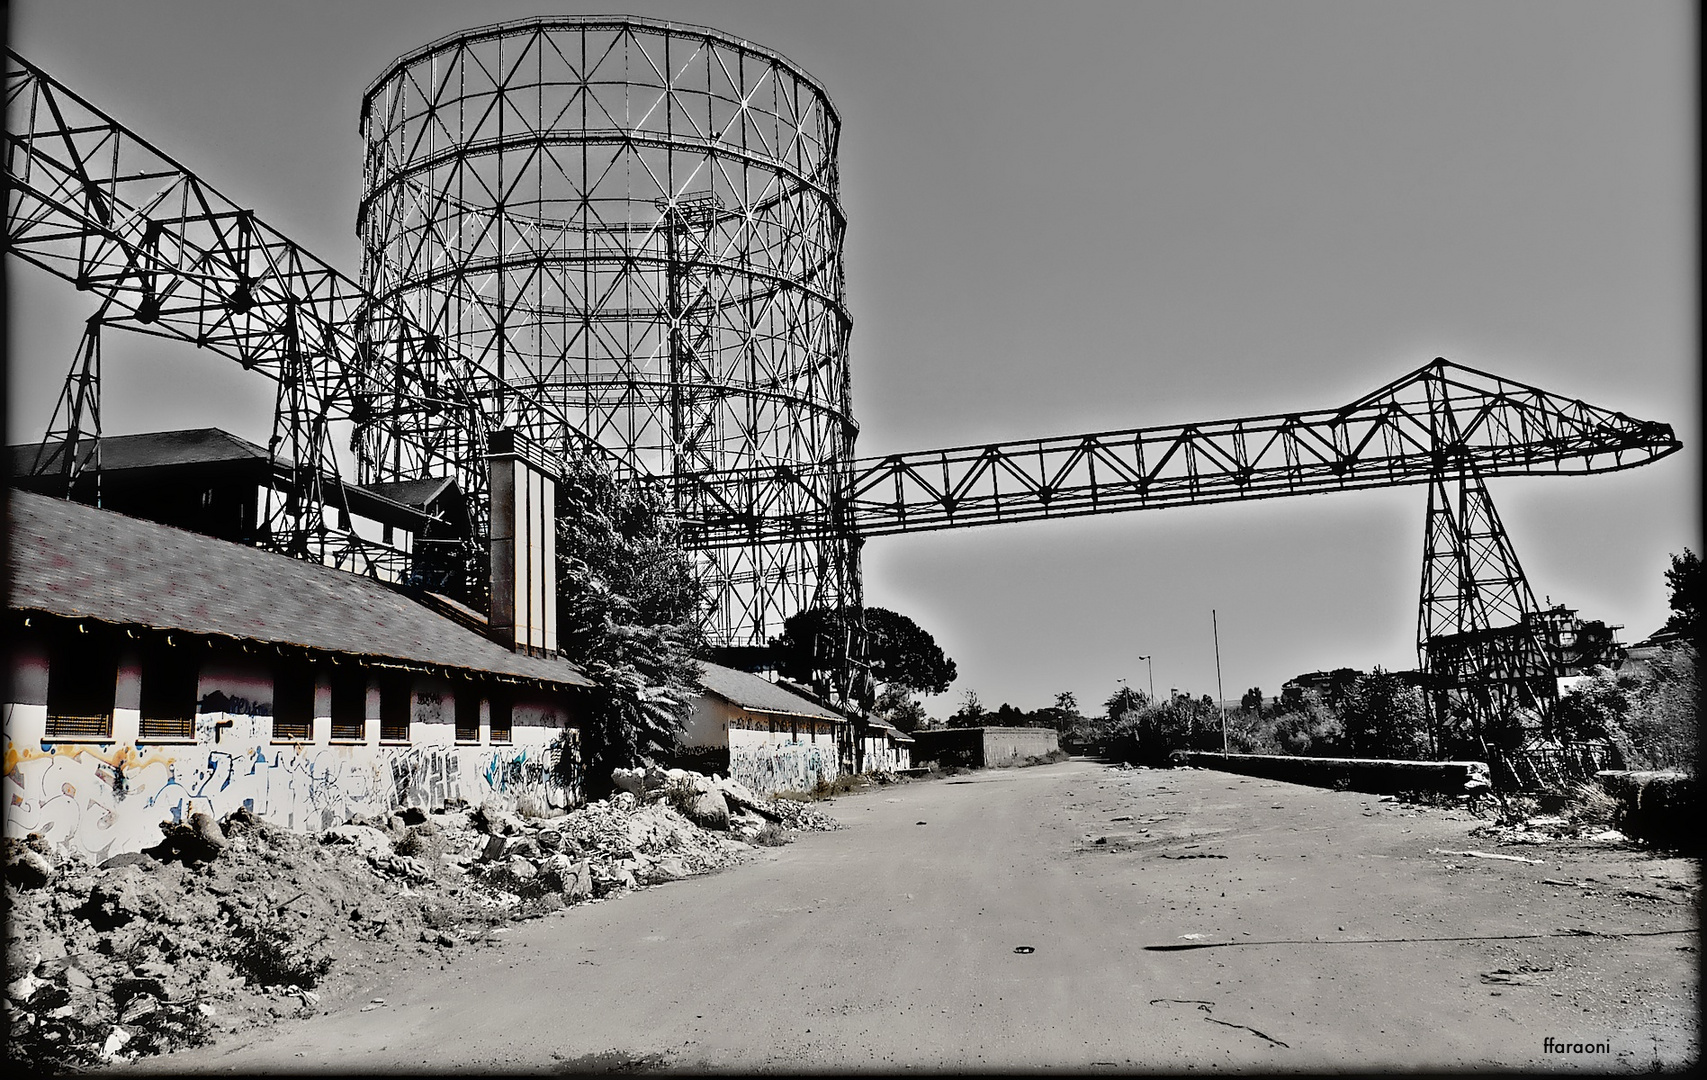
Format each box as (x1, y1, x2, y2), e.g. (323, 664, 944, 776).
(3, 50, 624, 588)
(683, 359, 1679, 548)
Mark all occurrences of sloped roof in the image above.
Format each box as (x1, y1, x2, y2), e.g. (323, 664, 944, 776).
(363, 476, 460, 511)
(8, 428, 274, 477)
(864, 715, 916, 743)
(5, 489, 590, 688)
(695, 662, 847, 722)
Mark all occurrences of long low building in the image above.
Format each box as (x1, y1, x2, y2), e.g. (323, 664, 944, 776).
(4, 488, 589, 862)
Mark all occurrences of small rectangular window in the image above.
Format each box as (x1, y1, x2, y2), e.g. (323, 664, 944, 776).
(380, 677, 411, 743)
(489, 694, 512, 744)
(454, 688, 480, 743)
(139, 640, 197, 741)
(273, 663, 314, 742)
(330, 670, 367, 741)
(46, 625, 117, 741)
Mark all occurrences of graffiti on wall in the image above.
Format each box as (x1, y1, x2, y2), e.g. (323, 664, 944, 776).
(729, 740, 836, 795)
(5, 707, 579, 861)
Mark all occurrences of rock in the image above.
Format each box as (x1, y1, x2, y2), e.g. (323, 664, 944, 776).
(648, 856, 690, 883)
(5, 842, 56, 889)
(101, 1025, 133, 1061)
(506, 837, 541, 861)
(321, 824, 395, 859)
(400, 806, 429, 826)
(611, 767, 646, 796)
(681, 788, 731, 831)
(220, 806, 266, 837)
(7, 973, 44, 1004)
(506, 855, 538, 880)
(99, 851, 154, 870)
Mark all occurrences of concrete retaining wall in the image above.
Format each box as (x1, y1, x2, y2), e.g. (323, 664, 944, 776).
(1172, 751, 1490, 795)
(911, 727, 1060, 769)
(979, 727, 1061, 766)
(1595, 770, 1697, 850)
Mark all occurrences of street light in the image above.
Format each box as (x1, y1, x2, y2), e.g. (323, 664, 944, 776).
(1136, 655, 1155, 703)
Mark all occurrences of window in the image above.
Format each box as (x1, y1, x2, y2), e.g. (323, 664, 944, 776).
(380, 677, 411, 743)
(489, 693, 512, 744)
(330, 670, 367, 741)
(139, 640, 197, 741)
(46, 625, 117, 740)
(454, 687, 480, 743)
(272, 662, 314, 742)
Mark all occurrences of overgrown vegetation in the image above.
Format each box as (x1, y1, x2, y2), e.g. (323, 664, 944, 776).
(220, 909, 333, 989)
(1060, 551, 1700, 777)
(773, 605, 957, 728)
(554, 455, 707, 798)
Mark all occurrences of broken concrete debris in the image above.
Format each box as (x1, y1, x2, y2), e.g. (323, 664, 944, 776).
(3, 767, 838, 1069)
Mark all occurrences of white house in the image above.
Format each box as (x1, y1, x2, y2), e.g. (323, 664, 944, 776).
(4, 488, 590, 863)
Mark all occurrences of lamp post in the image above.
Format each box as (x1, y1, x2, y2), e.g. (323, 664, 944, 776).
(1136, 654, 1154, 703)
(1212, 609, 1228, 754)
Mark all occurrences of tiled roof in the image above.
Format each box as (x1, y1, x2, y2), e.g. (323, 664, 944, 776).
(7, 428, 273, 477)
(695, 662, 847, 722)
(5, 489, 590, 688)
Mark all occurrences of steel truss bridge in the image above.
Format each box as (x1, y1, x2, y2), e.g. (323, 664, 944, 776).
(4, 37, 1682, 788)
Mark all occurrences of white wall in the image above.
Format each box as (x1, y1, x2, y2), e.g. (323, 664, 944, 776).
(4, 647, 580, 862)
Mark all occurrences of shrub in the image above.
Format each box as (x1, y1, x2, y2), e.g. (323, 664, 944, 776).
(751, 822, 791, 847)
(221, 909, 333, 989)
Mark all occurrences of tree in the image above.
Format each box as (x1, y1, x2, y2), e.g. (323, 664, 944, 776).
(1240, 687, 1264, 715)
(947, 689, 985, 728)
(1663, 549, 1702, 643)
(872, 683, 928, 733)
(773, 606, 957, 700)
(554, 456, 706, 797)
(1338, 668, 1428, 760)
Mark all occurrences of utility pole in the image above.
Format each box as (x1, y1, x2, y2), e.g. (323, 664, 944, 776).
(1213, 609, 1228, 754)
(1137, 654, 1154, 703)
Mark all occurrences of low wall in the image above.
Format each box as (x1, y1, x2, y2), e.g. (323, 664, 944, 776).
(911, 727, 1060, 769)
(979, 727, 1060, 766)
(1172, 751, 1490, 795)
(1595, 770, 1697, 850)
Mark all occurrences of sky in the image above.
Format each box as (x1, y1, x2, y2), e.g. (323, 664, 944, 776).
(6, 0, 1699, 720)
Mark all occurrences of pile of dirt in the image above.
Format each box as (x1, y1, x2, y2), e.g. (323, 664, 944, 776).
(3, 770, 840, 1070)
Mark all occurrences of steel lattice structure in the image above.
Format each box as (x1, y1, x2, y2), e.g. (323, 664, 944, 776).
(2, 25, 1684, 772)
(355, 17, 857, 646)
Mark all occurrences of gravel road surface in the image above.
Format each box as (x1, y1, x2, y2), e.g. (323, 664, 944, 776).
(135, 759, 1698, 1072)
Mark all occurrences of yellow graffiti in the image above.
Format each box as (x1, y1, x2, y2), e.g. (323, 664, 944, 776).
(5, 740, 180, 776)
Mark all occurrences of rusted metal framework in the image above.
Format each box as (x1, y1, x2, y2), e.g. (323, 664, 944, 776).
(355, 17, 857, 646)
(3, 31, 1683, 770)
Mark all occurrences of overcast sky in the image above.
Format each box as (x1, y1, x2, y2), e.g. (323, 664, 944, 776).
(7, 1, 1698, 719)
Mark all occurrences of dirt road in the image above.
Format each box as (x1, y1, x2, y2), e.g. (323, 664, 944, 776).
(136, 760, 1697, 1072)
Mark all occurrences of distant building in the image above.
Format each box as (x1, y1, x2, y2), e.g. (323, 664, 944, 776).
(681, 664, 851, 794)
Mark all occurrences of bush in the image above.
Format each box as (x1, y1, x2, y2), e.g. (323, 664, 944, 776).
(221, 908, 333, 989)
(751, 821, 791, 847)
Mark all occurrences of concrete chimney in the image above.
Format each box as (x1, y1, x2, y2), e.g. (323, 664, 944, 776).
(487, 429, 558, 656)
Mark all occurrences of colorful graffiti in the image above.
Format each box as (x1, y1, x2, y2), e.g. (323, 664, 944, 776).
(729, 739, 836, 795)
(5, 706, 578, 862)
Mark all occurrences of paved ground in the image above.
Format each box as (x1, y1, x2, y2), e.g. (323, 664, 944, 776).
(137, 759, 1697, 1072)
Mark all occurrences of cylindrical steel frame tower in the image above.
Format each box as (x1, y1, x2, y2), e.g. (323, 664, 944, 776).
(355, 16, 858, 647)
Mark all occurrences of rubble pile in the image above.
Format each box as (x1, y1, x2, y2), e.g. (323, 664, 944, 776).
(3, 767, 840, 1069)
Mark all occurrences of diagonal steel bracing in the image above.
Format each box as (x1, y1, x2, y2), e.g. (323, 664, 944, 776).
(4, 28, 1684, 750)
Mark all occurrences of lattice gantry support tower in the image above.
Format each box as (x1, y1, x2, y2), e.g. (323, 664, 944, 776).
(355, 16, 858, 647)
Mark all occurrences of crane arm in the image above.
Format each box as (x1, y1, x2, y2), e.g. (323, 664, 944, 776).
(682, 359, 1679, 547)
